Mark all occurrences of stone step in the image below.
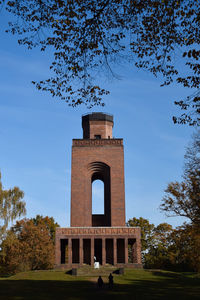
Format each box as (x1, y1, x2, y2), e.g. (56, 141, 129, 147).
(69, 265, 124, 276)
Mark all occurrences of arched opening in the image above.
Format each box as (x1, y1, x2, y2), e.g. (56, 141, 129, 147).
(88, 162, 111, 227)
(92, 179, 104, 214)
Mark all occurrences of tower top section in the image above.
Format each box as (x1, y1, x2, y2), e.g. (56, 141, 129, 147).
(82, 112, 114, 139)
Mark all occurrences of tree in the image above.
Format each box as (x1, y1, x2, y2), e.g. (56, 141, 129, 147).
(160, 176, 200, 225)
(1, 218, 55, 274)
(145, 223, 174, 269)
(160, 131, 200, 272)
(31, 214, 60, 244)
(127, 217, 175, 269)
(160, 131, 200, 226)
(184, 130, 200, 178)
(153, 223, 173, 246)
(0, 0, 199, 125)
(127, 217, 199, 271)
(127, 217, 156, 265)
(127, 217, 155, 253)
(0, 171, 26, 241)
(169, 224, 200, 272)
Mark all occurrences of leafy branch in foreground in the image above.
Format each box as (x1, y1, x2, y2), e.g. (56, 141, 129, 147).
(1, 0, 200, 124)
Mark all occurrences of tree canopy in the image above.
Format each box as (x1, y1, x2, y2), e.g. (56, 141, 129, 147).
(1, 218, 55, 274)
(1, 0, 199, 125)
(160, 130, 200, 225)
(159, 131, 200, 271)
(0, 172, 26, 240)
(128, 217, 200, 271)
(31, 214, 60, 244)
(127, 217, 154, 254)
(127, 217, 174, 269)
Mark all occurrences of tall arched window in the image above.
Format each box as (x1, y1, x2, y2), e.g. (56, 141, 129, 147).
(88, 161, 111, 227)
(92, 179, 104, 214)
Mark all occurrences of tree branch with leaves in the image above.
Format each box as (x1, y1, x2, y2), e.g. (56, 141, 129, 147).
(0, 0, 199, 125)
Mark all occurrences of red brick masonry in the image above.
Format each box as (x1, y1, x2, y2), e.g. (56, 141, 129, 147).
(55, 113, 142, 268)
(55, 227, 142, 268)
(71, 139, 125, 227)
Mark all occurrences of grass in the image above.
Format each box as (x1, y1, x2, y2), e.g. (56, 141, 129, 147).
(0, 268, 200, 300)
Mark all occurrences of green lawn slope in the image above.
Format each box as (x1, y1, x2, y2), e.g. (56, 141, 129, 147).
(0, 269, 200, 300)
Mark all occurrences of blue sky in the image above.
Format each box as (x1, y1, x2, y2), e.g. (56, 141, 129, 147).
(0, 11, 195, 228)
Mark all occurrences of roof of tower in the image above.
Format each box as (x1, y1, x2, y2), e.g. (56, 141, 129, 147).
(82, 112, 113, 125)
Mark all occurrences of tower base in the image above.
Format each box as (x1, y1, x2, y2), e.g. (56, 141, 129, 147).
(55, 227, 142, 268)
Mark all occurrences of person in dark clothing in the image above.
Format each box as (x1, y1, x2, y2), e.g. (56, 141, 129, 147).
(108, 273, 114, 288)
(97, 276, 104, 288)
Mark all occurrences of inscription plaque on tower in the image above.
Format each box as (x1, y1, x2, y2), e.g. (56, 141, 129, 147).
(55, 113, 142, 268)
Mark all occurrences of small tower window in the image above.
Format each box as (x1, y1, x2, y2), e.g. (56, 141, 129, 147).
(95, 135, 101, 139)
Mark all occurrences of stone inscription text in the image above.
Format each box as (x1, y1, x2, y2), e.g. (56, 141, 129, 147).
(56, 227, 139, 235)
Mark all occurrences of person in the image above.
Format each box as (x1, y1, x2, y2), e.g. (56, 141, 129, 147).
(108, 273, 113, 288)
(97, 276, 104, 289)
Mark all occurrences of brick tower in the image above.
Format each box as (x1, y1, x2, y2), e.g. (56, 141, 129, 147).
(55, 113, 142, 268)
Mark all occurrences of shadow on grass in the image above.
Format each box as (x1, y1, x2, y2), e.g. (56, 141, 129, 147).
(65, 269, 73, 275)
(0, 279, 97, 300)
(151, 270, 183, 278)
(0, 274, 200, 300)
(111, 276, 200, 300)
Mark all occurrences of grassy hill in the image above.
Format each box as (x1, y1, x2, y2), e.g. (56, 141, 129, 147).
(0, 268, 200, 300)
